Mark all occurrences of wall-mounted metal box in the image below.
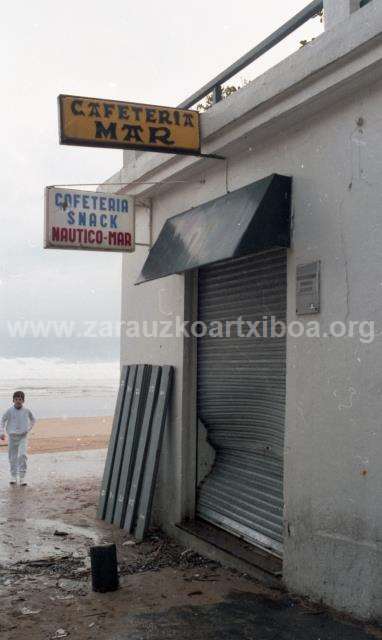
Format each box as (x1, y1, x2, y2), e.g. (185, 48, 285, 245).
(296, 261, 321, 315)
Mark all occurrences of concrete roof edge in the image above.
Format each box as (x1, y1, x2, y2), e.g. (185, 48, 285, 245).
(201, 1, 382, 142)
(104, 1, 382, 198)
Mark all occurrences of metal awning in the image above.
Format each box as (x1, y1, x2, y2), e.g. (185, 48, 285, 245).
(136, 174, 291, 284)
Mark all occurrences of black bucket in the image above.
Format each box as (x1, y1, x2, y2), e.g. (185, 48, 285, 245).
(90, 544, 119, 593)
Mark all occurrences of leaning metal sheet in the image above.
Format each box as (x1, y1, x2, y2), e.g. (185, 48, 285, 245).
(124, 366, 161, 532)
(97, 365, 129, 520)
(134, 366, 174, 541)
(113, 365, 152, 527)
(104, 365, 138, 524)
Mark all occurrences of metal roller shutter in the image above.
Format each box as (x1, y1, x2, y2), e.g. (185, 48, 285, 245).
(196, 249, 287, 556)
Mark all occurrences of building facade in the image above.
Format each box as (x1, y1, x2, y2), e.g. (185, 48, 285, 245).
(106, 0, 382, 621)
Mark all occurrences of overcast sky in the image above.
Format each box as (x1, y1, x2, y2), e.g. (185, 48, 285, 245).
(0, 1, 322, 359)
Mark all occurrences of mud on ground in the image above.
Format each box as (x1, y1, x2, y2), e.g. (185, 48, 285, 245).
(0, 450, 380, 640)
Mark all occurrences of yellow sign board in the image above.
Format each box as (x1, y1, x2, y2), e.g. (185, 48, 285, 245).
(58, 94, 200, 155)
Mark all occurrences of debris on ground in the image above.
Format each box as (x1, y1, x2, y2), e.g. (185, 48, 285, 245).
(20, 607, 41, 615)
(119, 530, 220, 576)
(54, 530, 69, 537)
(0, 457, 379, 640)
(57, 578, 88, 595)
(0, 555, 86, 579)
(51, 630, 69, 639)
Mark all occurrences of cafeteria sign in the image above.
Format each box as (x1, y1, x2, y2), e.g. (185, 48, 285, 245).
(58, 94, 200, 155)
(44, 187, 135, 252)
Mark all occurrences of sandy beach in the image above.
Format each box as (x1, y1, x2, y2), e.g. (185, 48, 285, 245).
(0, 416, 112, 454)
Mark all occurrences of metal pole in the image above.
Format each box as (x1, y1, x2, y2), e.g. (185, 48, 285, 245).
(212, 84, 223, 104)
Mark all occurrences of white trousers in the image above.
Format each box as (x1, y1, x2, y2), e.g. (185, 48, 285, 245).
(8, 433, 28, 478)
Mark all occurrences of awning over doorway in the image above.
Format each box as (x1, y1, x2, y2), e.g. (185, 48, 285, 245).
(136, 173, 291, 284)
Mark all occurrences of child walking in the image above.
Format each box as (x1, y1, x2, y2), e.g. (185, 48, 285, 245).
(0, 391, 36, 486)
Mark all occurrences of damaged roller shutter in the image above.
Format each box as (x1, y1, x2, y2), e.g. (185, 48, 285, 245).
(196, 249, 287, 556)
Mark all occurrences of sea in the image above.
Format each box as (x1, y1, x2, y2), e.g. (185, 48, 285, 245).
(0, 357, 120, 419)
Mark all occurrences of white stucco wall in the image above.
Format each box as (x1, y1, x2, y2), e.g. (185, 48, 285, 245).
(110, 1, 382, 620)
(119, 203, 186, 525)
(275, 88, 382, 621)
(324, 0, 360, 30)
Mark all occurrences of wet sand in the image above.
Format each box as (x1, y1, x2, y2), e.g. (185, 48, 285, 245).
(0, 416, 112, 454)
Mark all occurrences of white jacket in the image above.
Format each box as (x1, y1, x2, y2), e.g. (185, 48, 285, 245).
(0, 406, 36, 436)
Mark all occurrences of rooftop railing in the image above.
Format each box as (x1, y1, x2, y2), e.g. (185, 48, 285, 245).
(178, 0, 324, 110)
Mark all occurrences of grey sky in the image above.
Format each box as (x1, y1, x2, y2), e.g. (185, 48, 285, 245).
(0, 1, 322, 357)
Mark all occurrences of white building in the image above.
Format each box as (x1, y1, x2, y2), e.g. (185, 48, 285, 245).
(106, 0, 382, 621)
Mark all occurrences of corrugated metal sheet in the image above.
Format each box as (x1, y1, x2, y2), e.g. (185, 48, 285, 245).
(124, 366, 161, 532)
(134, 366, 174, 542)
(197, 249, 286, 556)
(104, 365, 138, 524)
(113, 365, 151, 527)
(97, 365, 129, 520)
(98, 365, 174, 540)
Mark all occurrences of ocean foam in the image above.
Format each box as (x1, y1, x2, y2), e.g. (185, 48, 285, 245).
(0, 357, 119, 383)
